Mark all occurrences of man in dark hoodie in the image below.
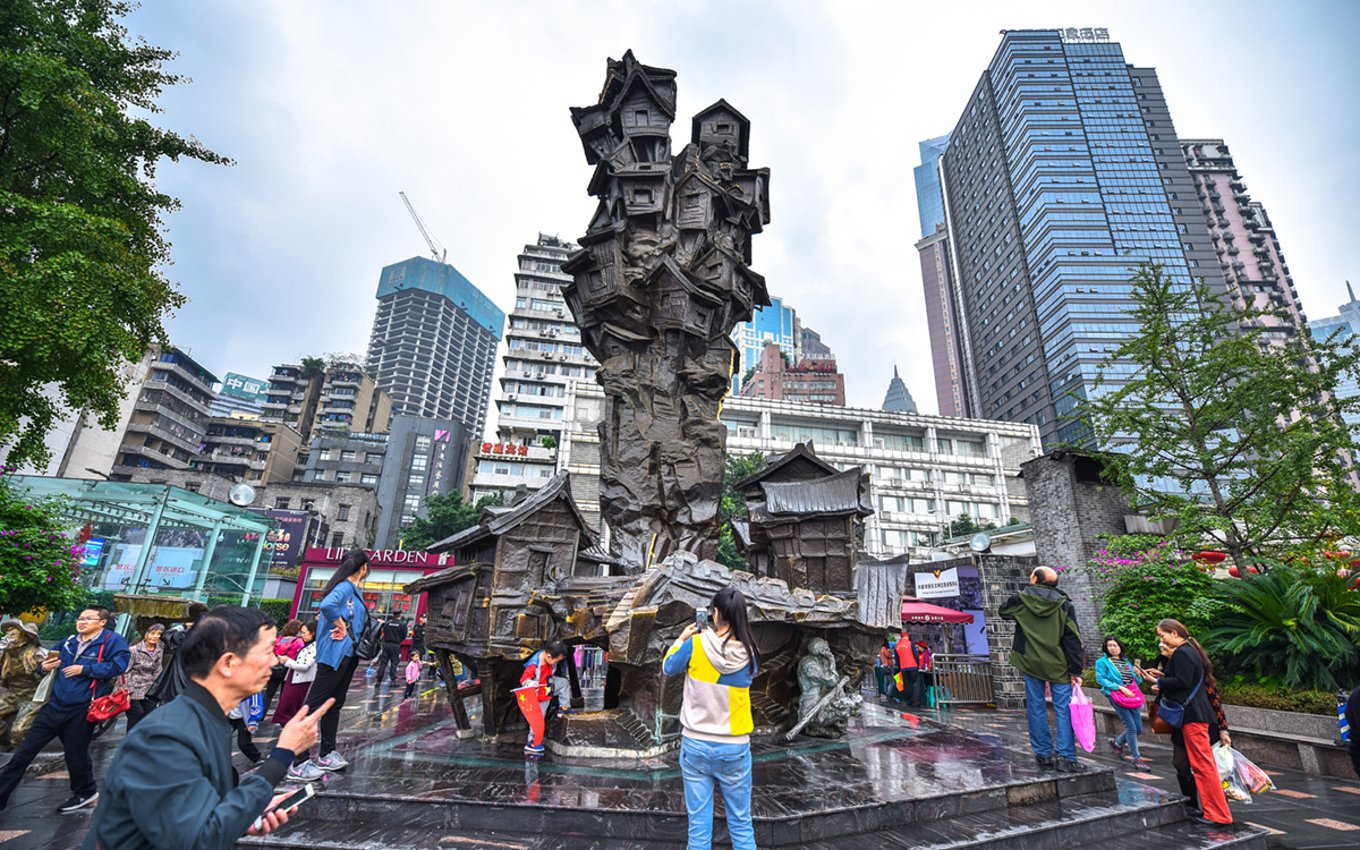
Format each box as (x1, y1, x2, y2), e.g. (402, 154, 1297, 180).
(999, 566, 1085, 772)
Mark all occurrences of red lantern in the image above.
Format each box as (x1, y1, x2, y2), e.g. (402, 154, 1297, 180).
(1192, 551, 1228, 564)
(1246, 566, 1259, 574)
(1227, 566, 1241, 578)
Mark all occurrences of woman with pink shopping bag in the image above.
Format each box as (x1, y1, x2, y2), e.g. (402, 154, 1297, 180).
(1070, 686, 1097, 753)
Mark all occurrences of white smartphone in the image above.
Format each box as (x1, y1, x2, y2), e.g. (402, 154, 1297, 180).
(252, 782, 316, 832)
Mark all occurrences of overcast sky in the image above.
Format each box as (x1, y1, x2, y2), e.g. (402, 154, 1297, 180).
(127, 0, 1358, 428)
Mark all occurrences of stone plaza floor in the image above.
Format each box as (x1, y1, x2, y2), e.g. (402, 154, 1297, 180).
(0, 679, 1353, 848)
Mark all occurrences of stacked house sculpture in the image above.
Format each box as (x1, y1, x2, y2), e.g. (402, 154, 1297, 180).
(562, 50, 771, 567)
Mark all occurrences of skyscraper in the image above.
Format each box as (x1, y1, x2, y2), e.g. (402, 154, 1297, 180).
(1181, 139, 1307, 339)
(929, 28, 1226, 446)
(470, 234, 597, 503)
(1308, 283, 1360, 429)
(914, 134, 974, 418)
(882, 366, 918, 414)
(731, 295, 800, 392)
(366, 256, 505, 438)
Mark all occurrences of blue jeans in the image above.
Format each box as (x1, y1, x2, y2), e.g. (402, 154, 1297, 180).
(1109, 699, 1144, 759)
(1024, 674, 1076, 761)
(679, 736, 756, 850)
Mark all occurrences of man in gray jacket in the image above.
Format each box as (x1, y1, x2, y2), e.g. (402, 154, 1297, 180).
(80, 607, 332, 850)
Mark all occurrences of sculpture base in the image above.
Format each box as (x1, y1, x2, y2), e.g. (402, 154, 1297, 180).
(239, 687, 1266, 849)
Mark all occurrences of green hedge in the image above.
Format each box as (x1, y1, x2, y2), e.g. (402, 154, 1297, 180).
(257, 598, 294, 626)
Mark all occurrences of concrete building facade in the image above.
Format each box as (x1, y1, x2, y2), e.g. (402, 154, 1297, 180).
(470, 235, 597, 503)
(374, 415, 470, 549)
(111, 347, 218, 481)
(731, 295, 800, 393)
(366, 256, 504, 438)
(192, 416, 303, 486)
(930, 29, 1226, 446)
(739, 340, 846, 406)
(1308, 284, 1360, 429)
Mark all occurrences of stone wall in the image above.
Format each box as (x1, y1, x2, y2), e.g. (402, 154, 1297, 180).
(1020, 452, 1130, 658)
(932, 553, 1037, 709)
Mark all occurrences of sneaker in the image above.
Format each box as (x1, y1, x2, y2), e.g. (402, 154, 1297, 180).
(315, 751, 349, 771)
(1055, 758, 1083, 773)
(57, 792, 99, 813)
(1107, 737, 1125, 756)
(524, 743, 545, 757)
(1131, 757, 1151, 769)
(287, 760, 325, 782)
(1035, 754, 1055, 769)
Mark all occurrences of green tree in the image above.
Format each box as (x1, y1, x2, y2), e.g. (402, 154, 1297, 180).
(0, 0, 229, 468)
(400, 492, 503, 551)
(0, 468, 87, 617)
(944, 514, 995, 539)
(717, 451, 767, 571)
(1077, 264, 1360, 570)
(300, 356, 326, 378)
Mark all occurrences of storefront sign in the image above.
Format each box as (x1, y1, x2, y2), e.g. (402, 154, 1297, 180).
(481, 442, 530, 456)
(304, 547, 453, 568)
(914, 567, 960, 600)
(246, 508, 310, 570)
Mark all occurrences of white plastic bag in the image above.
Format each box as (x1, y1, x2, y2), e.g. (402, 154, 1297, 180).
(32, 669, 55, 704)
(1212, 742, 1235, 779)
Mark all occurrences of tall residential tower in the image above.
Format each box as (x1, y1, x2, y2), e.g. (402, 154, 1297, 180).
(366, 256, 505, 439)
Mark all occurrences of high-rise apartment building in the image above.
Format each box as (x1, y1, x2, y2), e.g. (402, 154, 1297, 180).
(1181, 139, 1307, 339)
(262, 359, 391, 451)
(366, 256, 505, 438)
(375, 415, 470, 548)
(1309, 284, 1360, 429)
(731, 295, 800, 392)
(928, 29, 1226, 446)
(210, 372, 270, 418)
(470, 235, 596, 503)
(111, 347, 218, 480)
(192, 416, 303, 485)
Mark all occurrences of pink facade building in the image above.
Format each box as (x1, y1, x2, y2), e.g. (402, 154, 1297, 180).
(739, 340, 846, 406)
(1182, 140, 1308, 338)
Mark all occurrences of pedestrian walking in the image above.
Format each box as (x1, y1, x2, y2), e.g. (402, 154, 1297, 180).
(403, 655, 422, 699)
(145, 601, 209, 708)
(80, 606, 335, 849)
(287, 549, 371, 781)
(260, 619, 303, 719)
(662, 586, 759, 850)
(1095, 636, 1149, 768)
(0, 606, 129, 814)
(875, 637, 894, 697)
(0, 618, 47, 750)
(1144, 619, 1233, 825)
(374, 614, 406, 685)
(227, 692, 265, 764)
(272, 621, 317, 725)
(915, 640, 935, 704)
(412, 614, 428, 676)
(123, 624, 165, 731)
(998, 566, 1085, 772)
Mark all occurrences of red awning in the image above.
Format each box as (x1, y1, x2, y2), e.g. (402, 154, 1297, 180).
(901, 596, 974, 624)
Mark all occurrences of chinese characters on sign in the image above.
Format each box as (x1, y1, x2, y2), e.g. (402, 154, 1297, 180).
(914, 567, 961, 600)
(481, 442, 530, 456)
(220, 372, 270, 402)
(1057, 27, 1110, 43)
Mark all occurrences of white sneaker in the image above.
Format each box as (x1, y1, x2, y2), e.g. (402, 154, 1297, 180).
(315, 751, 349, 771)
(287, 760, 324, 782)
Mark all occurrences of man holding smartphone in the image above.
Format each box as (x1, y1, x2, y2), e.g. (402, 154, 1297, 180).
(80, 607, 334, 850)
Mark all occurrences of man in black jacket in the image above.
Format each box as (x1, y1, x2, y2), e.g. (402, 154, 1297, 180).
(373, 614, 406, 686)
(80, 607, 333, 850)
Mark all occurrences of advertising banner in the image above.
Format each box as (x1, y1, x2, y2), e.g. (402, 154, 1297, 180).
(100, 544, 203, 591)
(914, 567, 961, 600)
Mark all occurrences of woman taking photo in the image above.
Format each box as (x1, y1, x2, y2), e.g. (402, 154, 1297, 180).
(1144, 618, 1232, 825)
(1095, 635, 1149, 768)
(288, 550, 370, 782)
(662, 586, 759, 850)
(122, 624, 165, 730)
(273, 620, 318, 725)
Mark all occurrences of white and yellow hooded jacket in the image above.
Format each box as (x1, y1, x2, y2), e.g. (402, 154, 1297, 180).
(663, 629, 757, 743)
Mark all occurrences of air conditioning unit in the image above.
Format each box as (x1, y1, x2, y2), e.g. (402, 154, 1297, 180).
(506, 393, 518, 401)
(559, 354, 569, 361)
(534, 371, 546, 379)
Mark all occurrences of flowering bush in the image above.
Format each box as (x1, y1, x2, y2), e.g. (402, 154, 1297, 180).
(0, 466, 87, 618)
(1084, 535, 1219, 665)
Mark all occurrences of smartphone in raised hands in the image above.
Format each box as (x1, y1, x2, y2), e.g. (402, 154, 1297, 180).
(251, 783, 316, 832)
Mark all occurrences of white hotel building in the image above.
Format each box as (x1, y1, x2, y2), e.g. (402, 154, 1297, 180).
(558, 383, 1042, 559)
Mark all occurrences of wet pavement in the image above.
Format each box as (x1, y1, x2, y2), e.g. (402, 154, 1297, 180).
(0, 680, 1350, 848)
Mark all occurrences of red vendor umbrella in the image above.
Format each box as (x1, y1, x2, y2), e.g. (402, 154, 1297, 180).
(901, 596, 975, 624)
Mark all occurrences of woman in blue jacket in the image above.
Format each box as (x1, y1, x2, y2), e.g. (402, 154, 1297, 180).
(289, 550, 370, 781)
(1094, 635, 1148, 768)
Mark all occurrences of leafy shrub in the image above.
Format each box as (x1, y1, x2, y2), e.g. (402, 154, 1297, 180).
(1083, 537, 1218, 665)
(1203, 561, 1360, 692)
(1213, 681, 1340, 716)
(0, 470, 89, 619)
(257, 598, 294, 627)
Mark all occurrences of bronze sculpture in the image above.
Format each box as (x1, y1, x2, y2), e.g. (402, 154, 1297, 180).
(564, 50, 771, 567)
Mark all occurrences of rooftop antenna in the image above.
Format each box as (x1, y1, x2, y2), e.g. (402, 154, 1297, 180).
(399, 191, 447, 264)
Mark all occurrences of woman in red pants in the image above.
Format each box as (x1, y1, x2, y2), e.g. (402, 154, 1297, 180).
(1144, 619, 1232, 826)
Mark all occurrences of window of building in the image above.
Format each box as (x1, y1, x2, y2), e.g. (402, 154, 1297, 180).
(318, 448, 335, 461)
(361, 473, 379, 485)
(414, 436, 432, 451)
(411, 454, 428, 471)
(340, 450, 357, 462)
(338, 504, 351, 521)
(408, 474, 425, 488)
(334, 471, 352, 483)
(365, 452, 383, 464)
(330, 532, 344, 548)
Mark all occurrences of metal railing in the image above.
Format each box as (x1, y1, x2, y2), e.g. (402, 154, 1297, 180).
(930, 653, 995, 708)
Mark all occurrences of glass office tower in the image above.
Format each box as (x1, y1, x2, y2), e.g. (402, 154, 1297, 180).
(937, 30, 1223, 445)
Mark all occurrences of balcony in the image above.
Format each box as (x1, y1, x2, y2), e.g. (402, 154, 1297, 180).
(117, 443, 191, 470)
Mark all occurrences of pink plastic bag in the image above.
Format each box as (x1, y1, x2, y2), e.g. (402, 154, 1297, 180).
(1070, 687, 1096, 752)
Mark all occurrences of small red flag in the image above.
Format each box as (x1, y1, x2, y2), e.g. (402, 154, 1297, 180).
(514, 684, 546, 748)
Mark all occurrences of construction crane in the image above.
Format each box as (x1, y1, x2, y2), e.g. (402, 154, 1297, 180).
(399, 191, 447, 264)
